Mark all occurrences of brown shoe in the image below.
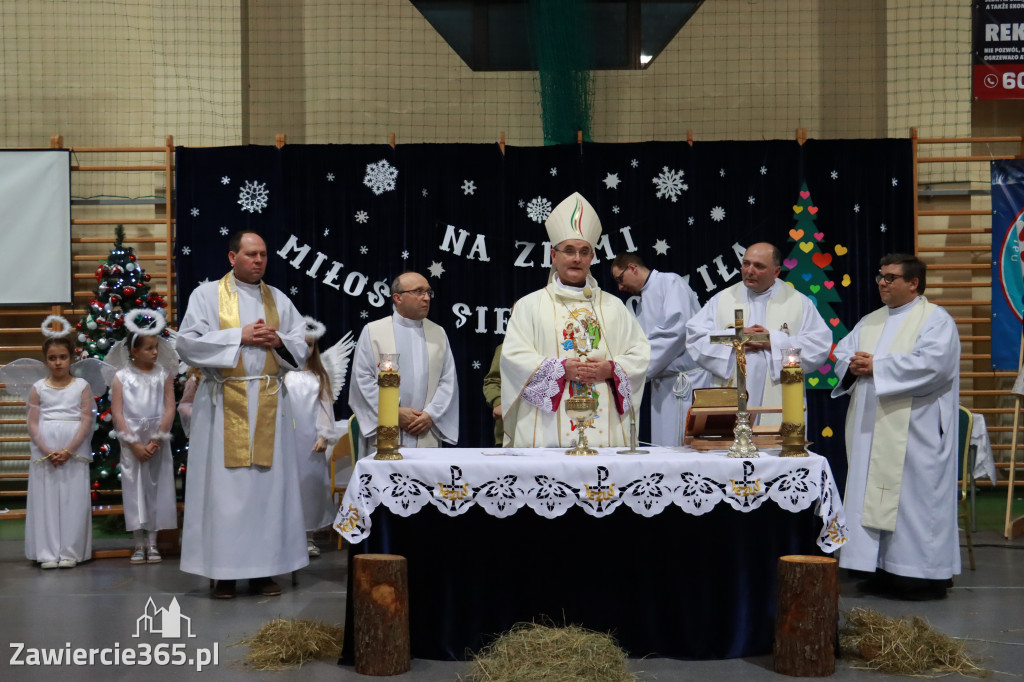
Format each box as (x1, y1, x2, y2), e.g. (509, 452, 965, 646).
(249, 577, 281, 596)
(211, 579, 236, 599)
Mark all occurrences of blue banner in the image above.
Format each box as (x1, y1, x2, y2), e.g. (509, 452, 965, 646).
(991, 160, 1024, 369)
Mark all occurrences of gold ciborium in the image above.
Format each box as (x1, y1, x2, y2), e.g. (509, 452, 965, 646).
(564, 394, 599, 456)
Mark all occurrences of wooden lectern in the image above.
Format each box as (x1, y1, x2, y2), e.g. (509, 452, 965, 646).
(684, 388, 784, 450)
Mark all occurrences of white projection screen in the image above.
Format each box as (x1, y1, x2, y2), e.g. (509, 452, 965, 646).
(0, 150, 72, 304)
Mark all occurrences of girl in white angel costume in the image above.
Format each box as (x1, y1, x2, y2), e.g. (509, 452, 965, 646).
(108, 310, 179, 564)
(284, 317, 354, 557)
(1, 317, 106, 569)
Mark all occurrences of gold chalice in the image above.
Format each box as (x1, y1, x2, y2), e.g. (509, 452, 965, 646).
(564, 395, 599, 456)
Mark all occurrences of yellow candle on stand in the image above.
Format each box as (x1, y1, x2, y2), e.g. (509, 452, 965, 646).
(780, 348, 804, 425)
(378, 370, 400, 427)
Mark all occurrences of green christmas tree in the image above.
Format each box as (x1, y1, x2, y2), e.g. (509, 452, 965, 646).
(74, 225, 174, 496)
(780, 183, 849, 390)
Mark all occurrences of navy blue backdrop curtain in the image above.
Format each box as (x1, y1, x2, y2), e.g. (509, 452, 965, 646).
(175, 139, 912, 486)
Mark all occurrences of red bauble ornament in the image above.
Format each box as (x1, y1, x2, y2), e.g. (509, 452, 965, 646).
(92, 481, 100, 490)
(135, 298, 143, 306)
(143, 274, 151, 282)
(123, 286, 136, 297)
(91, 491, 100, 502)
(129, 254, 137, 262)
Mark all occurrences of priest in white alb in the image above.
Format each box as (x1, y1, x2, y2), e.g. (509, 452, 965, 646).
(832, 253, 960, 600)
(685, 242, 832, 425)
(349, 271, 459, 454)
(176, 231, 310, 599)
(501, 192, 650, 448)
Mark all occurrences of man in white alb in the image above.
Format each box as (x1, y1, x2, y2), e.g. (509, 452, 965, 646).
(349, 271, 459, 454)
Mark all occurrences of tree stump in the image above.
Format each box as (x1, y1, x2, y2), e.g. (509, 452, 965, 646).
(353, 553, 411, 676)
(773, 555, 838, 677)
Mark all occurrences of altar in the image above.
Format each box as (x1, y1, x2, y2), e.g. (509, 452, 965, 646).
(334, 447, 848, 661)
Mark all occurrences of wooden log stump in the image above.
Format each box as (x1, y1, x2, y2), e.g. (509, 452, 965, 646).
(353, 553, 410, 676)
(773, 555, 838, 677)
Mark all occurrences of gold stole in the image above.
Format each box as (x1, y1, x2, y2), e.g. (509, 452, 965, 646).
(218, 273, 280, 468)
(851, 297, 935, 531)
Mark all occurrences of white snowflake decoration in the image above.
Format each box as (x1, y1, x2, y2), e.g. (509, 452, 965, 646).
(880, 222, 887, 233)
(853, 203, 861, 213)
(238, 180, 269, 214)
(219, 226, 228, 236)
(687, 216, 694, 226)
(462, 179, 477, 196)
(550, 167, 558, 176)
(428, 261, 445, 278)
(652, 166, 686, 202)
(360, 311, 369, 319)
(526, 196, 553, 224)
(360, 245, 368, 254)
(181, 246, 191, 255)
(363, 159, 399, 195)
(324, 227, 330, 236)
(517, 199, 525, 208)
(719, 169, 726, 177)
(710, 206, 726, 222)
(326, 172, 335, 182)
(401, 250, 410, 260)
(760, 166, 767, 175)
(830, 170, 838, 180)
(221, 176, 230, 185)
(422, 188, 428, 197)
(630, 159, 638, 168)
(603, 172, 621, 189)
(612, 205, 620, 214)
(472, 360, 482, 370)
(355, 210, 369, 224)
(747, 196, 756, 205)
(190, 207, 199, 217)
(891, 177, 898, 187)
(289, 286, 298, 295)
(653, 239, 670, 255)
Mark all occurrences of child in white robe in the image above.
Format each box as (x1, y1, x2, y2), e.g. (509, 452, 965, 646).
(110, 312, 178, 564)
(24, 335, 95, 569)
(284, 320, 339, 557)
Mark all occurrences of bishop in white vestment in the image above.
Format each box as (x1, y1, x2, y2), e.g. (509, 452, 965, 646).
(502, 193, 650, 448)
(832, 254, 960, 596)
(686, 242, 832, 425)
(176, 232, 309, 595)
(349, 271, 459, 454)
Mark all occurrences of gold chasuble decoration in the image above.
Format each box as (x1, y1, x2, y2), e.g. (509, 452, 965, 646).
(218, 273, 280, 468)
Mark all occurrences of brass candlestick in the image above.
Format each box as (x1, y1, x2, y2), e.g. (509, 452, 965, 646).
(564, 394, 599, 456)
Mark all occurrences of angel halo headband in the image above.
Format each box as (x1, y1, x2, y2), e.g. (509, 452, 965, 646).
(124, 308, 167, 339)
(303, 315, 326, 342)
(40, 315, 73, 339)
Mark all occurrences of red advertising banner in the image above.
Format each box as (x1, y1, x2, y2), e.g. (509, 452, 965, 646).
(974, 3, 1024, 100)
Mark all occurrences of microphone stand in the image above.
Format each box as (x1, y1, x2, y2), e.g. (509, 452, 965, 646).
(617, 405, 649, 454)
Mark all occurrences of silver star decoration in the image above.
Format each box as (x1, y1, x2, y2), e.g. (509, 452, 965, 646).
(688, 216, 694, 226)
(630, 159, 638, 168)
(181, 246, 191, 255)
(326, 172, 335, 181)
(747, 196, 755, 205)
(719, 169, 726, 177)
(462, 179, 476, 195)
(854, 204, 860, 213)
(360, 245, 368, 254)
(219, 226, 228, 236)
(190, 207, 199, 217)
(360, 311, 368, 319)
(289, 286, 298, 295)
(612, 205, 620, 214)
(472, 360, 481, 370)
(603, 172, 621, 189)
(221, 176, 230, 185)
(891, 177, 898, 187)
(550, 167, 558, 176)
(428, 261, 445, 278)
(830, 170, 838, 180)
(401, 250, 410, 260)
(324, 227, 330, 236)
(760, 166, 767, 175)
(653, 239, 670, 255)
(880, 223, 887, 232)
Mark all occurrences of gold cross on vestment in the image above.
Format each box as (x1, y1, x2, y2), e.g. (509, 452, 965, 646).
(709, 309, 770, 413)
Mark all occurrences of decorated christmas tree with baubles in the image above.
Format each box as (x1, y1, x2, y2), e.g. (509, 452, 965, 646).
(75, 225, 170, 494)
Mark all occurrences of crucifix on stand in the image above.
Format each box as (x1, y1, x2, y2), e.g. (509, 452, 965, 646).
(710, 309, 770, 458)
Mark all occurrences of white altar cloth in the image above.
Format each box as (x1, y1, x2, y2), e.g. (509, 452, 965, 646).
(334, 446, 848, 553)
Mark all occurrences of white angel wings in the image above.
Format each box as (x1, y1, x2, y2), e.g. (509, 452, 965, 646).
(0, 357, 111, 398)
(320, 331, 356, 401)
